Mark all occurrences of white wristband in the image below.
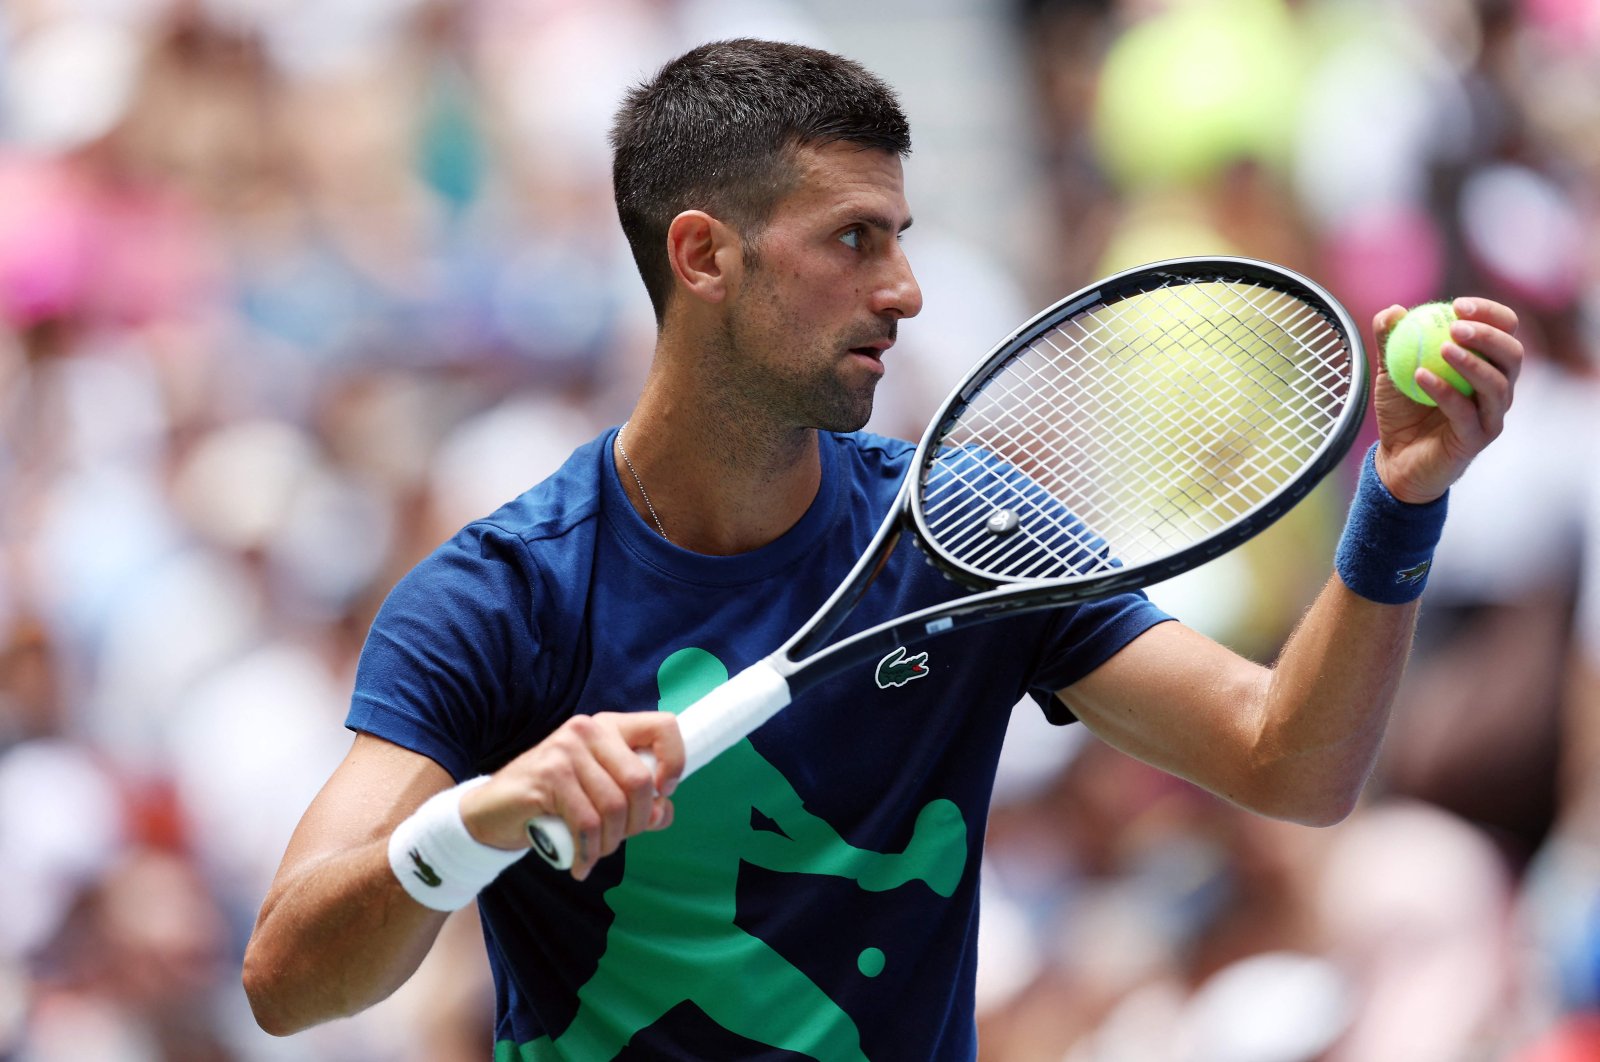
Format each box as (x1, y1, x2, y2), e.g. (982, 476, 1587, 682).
(388, 777, 526, 911)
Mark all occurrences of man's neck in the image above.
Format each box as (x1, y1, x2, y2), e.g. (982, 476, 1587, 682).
(616, 383, 826, 557)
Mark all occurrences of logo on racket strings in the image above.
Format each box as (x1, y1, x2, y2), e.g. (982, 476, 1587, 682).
(875, 646, 930, 689)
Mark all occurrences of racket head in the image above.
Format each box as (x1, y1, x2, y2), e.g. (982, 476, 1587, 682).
(908, 257, 1366, 598)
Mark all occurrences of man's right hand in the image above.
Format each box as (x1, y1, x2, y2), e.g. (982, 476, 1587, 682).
(460, 711, 686, 880)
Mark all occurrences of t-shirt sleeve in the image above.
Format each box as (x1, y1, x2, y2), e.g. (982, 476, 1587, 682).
(1024, 592, 1175, 724)
(346, 522, 548, 781)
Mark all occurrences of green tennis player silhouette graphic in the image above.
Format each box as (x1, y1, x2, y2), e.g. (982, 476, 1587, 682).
(503, 647, 968, 1061)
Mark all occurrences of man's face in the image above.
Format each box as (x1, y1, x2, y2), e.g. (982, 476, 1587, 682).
(717, 141, 923, 433)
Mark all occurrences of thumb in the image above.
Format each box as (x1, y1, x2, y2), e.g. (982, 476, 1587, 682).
(1372, 304, 1406, 375)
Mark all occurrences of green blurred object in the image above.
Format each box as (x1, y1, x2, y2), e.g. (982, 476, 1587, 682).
(417, 60, 485, 211)
(1093, 0, 1307, 188)
(1094, 190, 1239, 274)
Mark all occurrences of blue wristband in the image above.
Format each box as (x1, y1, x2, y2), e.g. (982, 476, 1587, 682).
(1334, 444, 1448, 604)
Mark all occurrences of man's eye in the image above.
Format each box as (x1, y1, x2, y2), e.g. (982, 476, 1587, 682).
(840, 229, 862, 250)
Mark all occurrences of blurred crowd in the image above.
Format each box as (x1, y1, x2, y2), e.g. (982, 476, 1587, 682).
(0, 0, 1596, 1059)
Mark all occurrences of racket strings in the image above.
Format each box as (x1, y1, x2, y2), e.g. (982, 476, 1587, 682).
(1167, 286, 1352, 431)
(1063, 294, 1337, 501)
(1034, 295, 1341, 548)
(928, 332, 1284, 564)
(947, 288, 1346, 575)
(919, 278, 1354, 582)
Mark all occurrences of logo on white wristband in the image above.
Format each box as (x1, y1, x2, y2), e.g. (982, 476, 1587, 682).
(407, 849, 443, 887)
(388, 777, 526, 911)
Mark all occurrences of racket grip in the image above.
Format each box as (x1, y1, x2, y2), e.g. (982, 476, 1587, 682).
(526, 751, 658, 869)
(526, 659, 792, 869)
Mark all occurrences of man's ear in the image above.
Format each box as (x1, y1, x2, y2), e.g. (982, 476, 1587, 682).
(666, 210, 742, 304)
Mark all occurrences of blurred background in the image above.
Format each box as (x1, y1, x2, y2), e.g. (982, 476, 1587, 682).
(0, 0, 1596, 1058)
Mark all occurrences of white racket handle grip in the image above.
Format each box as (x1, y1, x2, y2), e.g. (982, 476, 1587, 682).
(526, 658, 792, 869)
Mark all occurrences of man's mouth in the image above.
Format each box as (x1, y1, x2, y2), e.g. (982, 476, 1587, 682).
(847, 343, 890, 376)
(848, 336, 895, 360)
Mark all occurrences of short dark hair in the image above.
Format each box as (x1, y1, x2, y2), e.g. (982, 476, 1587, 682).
(610, 39, 912, 322)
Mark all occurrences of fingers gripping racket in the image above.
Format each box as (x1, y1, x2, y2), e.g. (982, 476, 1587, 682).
(528, 256, 1367, 868)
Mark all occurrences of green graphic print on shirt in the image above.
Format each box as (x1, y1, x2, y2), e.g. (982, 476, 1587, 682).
(498, 647, 969, 1061)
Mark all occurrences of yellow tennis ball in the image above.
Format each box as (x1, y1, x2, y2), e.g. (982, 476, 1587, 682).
(1384, 302, 1471, 407)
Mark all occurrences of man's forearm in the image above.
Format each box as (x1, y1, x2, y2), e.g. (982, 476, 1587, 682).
(1254, 574, 1421, 824)
(243, 839, 449, 1036)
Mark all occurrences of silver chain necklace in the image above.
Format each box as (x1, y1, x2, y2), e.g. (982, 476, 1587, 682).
(616, 422, 668, 542)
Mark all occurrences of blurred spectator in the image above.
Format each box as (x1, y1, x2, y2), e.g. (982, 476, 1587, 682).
(25, 847, 234, 1061)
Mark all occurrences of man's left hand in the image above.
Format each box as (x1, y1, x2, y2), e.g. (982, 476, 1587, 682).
(1370, 296, 1522, 504)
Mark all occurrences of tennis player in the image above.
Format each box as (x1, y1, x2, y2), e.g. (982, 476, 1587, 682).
(243, 38, 1522, 1060)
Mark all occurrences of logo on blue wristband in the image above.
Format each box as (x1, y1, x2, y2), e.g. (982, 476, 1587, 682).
(1397, 560, 1432, 586)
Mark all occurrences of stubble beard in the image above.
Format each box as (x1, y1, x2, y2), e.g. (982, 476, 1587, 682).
(714, 275, 881, 439)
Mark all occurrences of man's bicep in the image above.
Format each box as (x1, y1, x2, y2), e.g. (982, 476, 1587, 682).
(1054, 621, 1270, 791)
(274, 732, 455, 884)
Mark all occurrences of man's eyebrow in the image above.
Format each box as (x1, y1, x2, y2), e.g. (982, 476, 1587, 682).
(851, 211, 914, 234)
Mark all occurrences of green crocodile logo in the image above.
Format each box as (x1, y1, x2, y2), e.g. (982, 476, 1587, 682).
(1397, 560, 1431, 585)
(875, 646, 930, 689)
(409, 848, 443, 888)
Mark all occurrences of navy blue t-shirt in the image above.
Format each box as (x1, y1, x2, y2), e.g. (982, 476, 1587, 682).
(348, 428, 1171, 1061)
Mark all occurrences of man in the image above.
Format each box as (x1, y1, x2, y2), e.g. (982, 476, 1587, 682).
(243, 38, 1522, 1060)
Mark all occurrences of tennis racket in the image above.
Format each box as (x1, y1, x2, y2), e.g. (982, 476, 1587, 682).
(528, 256, 1367, 868)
